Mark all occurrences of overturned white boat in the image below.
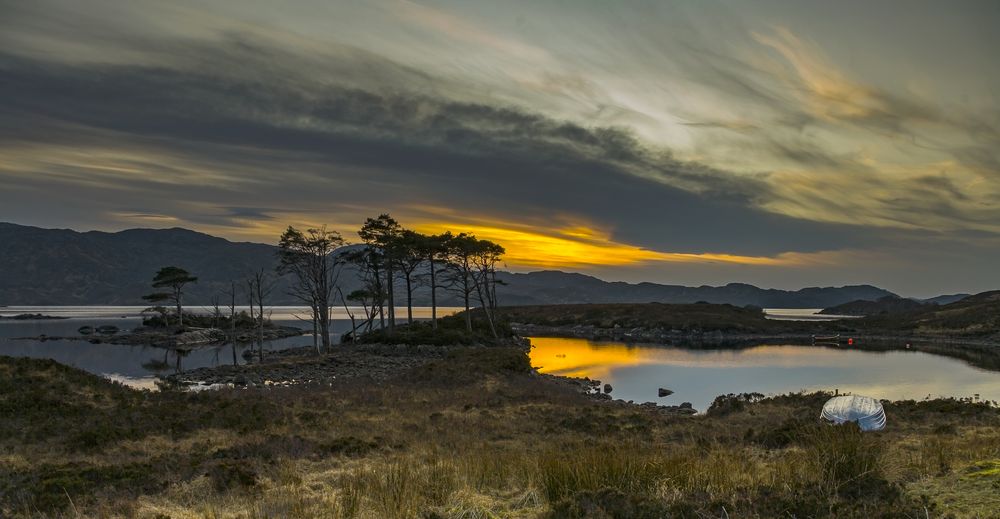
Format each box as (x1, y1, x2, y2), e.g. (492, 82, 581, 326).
(820, 395, 886, 431)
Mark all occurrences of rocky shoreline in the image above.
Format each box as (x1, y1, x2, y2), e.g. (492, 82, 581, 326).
(550, 374, 699, 416)
(512, 322, 821, 345)
(13, 325, 304, 347)
(165, 341, 706, 416)
(164, 343, 454, 388)
(512, 322, 1000, 348)
(513, 322, 1000, 369)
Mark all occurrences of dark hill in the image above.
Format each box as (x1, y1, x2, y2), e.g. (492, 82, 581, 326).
(494, 271, 895, 308)
(0, 223, 284, 305)
(819, 296, 929, 316)
(1, 222, 898, 308)
(921, 293, 971, 305)
(856, 290, 1000, 339)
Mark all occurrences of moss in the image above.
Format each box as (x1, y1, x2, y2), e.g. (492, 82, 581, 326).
(965, 459, 1000, 479)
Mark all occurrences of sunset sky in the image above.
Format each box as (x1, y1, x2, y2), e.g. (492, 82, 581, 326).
(2, 0, 998, 296)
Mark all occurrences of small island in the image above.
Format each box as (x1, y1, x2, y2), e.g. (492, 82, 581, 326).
(0, 313, 68, 320)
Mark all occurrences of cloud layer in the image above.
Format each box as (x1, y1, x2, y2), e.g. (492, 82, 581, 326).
(1, 0, 998, 296)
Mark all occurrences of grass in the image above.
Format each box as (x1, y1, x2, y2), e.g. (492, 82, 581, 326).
(1, 350, 999, 518)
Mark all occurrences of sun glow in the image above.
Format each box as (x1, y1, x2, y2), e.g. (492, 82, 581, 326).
(413, 220, 798, 269)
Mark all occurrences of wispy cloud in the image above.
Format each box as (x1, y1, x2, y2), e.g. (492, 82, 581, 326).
(0, 0, 998, 294)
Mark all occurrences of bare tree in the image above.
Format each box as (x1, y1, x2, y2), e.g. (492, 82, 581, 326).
(346, 288, 377, 333)
(248, 269, 274, 362)
(278, 226, 345, 353)
(345, 247, 386, 330)
(209, 295, 222, 329)
(245, 277, 258, 360)
(222, 281, 239, 366)
(335, 286, 359, 344)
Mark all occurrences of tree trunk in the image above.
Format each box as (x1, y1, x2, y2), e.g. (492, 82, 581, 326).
(463, 272, 472, 333)
(312, 312, 319, 355)
(230, 282, 237, 366)
(475, 275, 498, 338)
(247, 281, 257, 362)
(319, 303, 331, 351)
(258, 296, 264, 363)
(386, 264, 395, 334)
(405, 273, 413, 324)
(175, 288, 183, 327)
(429, 257, 437, 330)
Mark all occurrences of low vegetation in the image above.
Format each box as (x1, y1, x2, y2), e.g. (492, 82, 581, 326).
(2, 347, 998, 518)
(496, 302, 788, 333)
(855, 290, 1000, 340)
(353, 313, 515, 346)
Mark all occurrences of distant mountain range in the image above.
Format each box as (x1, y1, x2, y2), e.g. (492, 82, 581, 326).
(0, 222, 956, 308)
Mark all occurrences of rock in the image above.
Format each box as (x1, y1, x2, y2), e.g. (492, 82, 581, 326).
(603, 383, 613, 394)
(679, 402, 693, 409)
(233, 374, 248, 386)
(658, 388, 674, 397)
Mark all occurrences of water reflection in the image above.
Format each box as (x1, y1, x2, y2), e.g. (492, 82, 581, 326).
(0, 306, 462, 389)
(530, 337, 1000, 411)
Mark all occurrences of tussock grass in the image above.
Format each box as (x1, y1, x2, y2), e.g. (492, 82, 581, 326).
(2, 353, 999, 518)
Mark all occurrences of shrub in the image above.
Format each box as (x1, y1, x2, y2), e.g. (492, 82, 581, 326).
(706, 392, 765, 416)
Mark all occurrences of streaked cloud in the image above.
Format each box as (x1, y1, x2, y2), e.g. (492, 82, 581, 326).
(0, 0, 997, 295)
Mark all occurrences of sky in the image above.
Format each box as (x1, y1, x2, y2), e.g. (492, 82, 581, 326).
(1, 0, 998, 297)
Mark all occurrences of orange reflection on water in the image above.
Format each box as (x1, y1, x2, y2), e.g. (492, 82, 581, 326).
(530, 337, 658, 379)
(529, 338, 913, 378)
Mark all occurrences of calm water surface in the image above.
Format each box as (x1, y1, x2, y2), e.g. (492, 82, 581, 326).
(0, 306, 462, 389)
(530, 337, 1000, 411)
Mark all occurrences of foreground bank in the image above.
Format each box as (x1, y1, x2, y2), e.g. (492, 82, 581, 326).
(2, 341, 998, 518)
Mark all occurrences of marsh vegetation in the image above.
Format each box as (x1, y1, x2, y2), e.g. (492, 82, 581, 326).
(1, 345, 997, 518)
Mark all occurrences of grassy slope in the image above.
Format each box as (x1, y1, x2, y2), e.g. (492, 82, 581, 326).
(855, 290, 1000, 339)
(499, 297, 1000, 341)
(2, 352, 999, 518)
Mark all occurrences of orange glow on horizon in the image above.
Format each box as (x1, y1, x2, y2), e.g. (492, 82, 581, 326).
(413, 220, 800, 269)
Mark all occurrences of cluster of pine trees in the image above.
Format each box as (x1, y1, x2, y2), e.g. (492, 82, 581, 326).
(279, 214, 506, 352)
(141, 214, 506, 355)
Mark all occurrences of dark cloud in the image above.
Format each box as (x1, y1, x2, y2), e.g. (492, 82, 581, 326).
(0, 1, 998, 296)
(0, 45, 891, 256)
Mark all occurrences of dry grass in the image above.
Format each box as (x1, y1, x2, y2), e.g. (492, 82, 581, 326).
(2, 352, 999, 518)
